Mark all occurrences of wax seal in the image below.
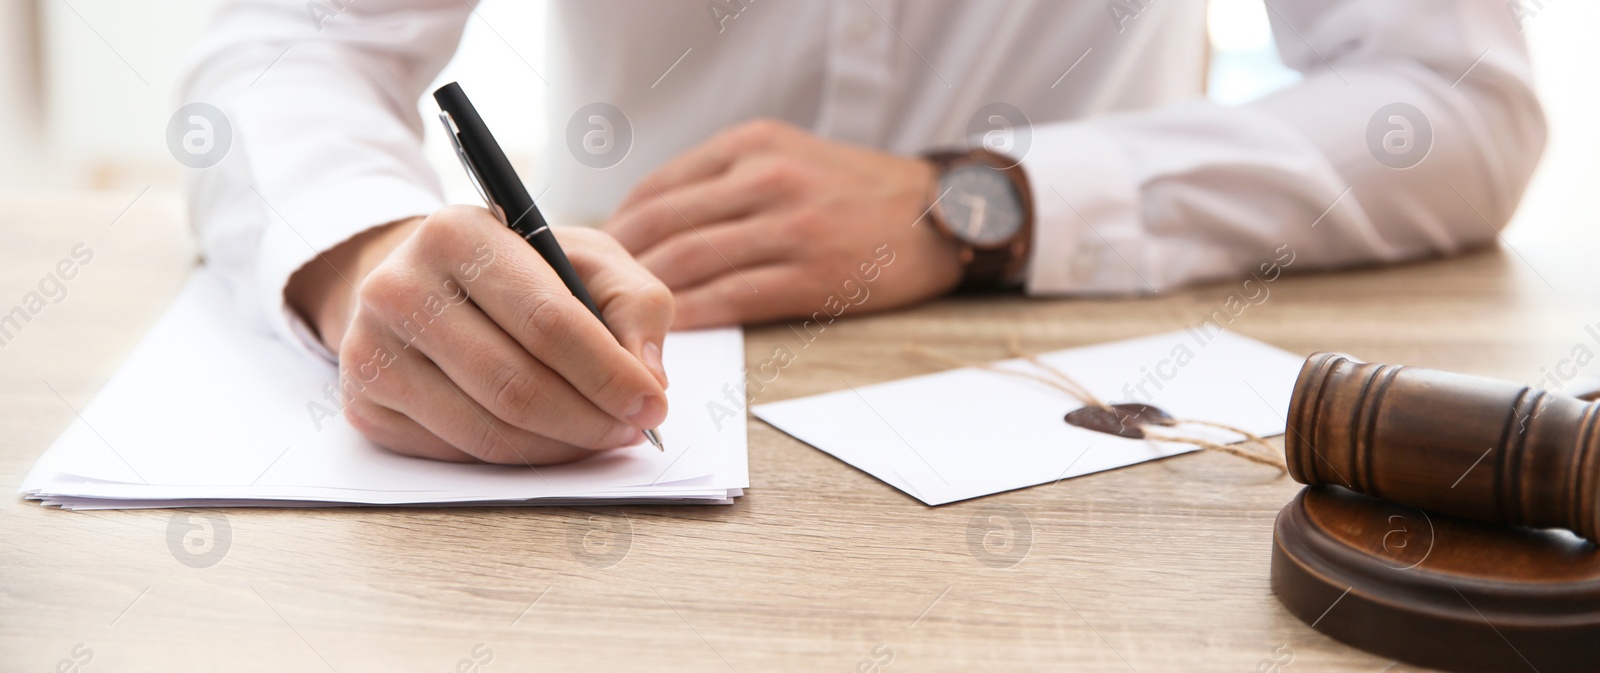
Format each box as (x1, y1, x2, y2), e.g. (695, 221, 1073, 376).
(1064, 403, 1172, 439)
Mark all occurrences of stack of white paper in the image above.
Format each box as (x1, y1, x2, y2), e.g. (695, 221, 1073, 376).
(21, 269, 748, 510)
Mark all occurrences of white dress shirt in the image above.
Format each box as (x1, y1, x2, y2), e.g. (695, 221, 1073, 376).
(178, 0, 1544, 358)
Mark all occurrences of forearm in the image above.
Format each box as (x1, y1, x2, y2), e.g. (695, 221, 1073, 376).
(1019, 0, 1544, 296)
(178, 0, 468, 358)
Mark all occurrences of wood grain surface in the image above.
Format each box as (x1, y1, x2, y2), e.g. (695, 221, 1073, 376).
(2, 191, 1596, 672)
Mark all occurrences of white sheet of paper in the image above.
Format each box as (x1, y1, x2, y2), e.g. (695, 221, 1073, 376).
(21, 268, 748, 508)
(752, 330, 1304, 505)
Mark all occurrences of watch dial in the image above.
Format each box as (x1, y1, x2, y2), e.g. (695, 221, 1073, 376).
(937, 164, 1023, 247)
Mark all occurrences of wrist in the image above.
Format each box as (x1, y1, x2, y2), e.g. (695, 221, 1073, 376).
(922, 148, 1034, 291)
(912, 158, 966, 291)
(286, 216, 422, 353)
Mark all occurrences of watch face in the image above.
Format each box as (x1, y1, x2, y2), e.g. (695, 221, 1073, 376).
(937, 164, 1024, 247)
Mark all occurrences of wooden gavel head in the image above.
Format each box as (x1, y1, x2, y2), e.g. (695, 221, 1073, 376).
(1286, 352, 1600, 543)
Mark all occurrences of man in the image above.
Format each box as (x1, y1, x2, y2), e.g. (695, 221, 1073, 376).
(179, 0, 1544, 464)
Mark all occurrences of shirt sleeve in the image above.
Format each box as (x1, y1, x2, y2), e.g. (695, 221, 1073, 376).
(1021, 0, 1546, 296)
(176, 0, 469, 360)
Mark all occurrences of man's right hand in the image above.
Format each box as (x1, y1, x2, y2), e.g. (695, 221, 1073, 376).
(285, 206, 673, 465)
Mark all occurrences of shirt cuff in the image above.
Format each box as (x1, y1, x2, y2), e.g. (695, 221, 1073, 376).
(1019, 122, 1149, 296)
(255, 178, 442, 364)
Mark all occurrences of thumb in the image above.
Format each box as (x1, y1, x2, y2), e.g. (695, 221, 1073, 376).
(557, 228, 674, 388)
(606, 287, 672, 389)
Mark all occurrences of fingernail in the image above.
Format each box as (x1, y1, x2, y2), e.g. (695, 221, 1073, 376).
(627, 393, 667, 428)
(643, 341, 668, 388)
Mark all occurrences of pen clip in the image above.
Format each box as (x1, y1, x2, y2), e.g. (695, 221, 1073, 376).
(437, 110, 507, 224)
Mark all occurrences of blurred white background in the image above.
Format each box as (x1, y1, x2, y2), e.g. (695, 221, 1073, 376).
(0, 0, 1594, 235)
(0, 0, 549, 202)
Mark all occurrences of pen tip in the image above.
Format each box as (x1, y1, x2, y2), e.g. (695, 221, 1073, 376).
(644, 428, 664, 452)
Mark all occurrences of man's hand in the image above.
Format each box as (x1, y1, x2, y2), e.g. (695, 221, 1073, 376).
(286, 206, 673, 465)
(604, 119, 965, 328)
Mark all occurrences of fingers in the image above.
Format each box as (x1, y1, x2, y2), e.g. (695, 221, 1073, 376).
(612, 119, 797, 215)
(605, 158, 790, 254)
(395, 287, 647, 450)
(462, 232, 669, 431)
(399, 208, 668, 430)
(350, 346, 598, 465)
(671, 264, 806, 329)
(343, 399, 477, 463)
(556, 228, 674, 388)
(632, 216, 791, 290)
(339, 205, 671, 464)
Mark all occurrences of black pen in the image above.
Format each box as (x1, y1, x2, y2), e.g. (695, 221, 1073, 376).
(433, 82, 663, 451)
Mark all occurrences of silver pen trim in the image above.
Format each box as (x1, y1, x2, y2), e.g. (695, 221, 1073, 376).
(437, 111, 506, 224)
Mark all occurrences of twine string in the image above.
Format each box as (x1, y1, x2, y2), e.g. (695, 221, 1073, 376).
(904, 341, 1286, 473)
(1002, 336, 1107, 409)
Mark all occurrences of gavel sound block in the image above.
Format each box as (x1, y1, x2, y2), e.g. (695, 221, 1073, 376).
(1272, 353, 1600, 673)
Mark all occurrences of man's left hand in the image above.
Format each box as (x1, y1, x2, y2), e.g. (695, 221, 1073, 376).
(603, 119, 965, 329)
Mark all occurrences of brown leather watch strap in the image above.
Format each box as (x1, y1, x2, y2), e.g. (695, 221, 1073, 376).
(924, 148, 1034, 290)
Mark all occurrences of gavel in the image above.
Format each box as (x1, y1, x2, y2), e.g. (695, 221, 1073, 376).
(1286, 352, 1600, 542)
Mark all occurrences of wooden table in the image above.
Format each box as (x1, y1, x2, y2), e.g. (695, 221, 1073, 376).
(3, 191, 1595, 672)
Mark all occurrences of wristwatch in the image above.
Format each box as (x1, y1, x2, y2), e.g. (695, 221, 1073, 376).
(923, 148, 1034, 289)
